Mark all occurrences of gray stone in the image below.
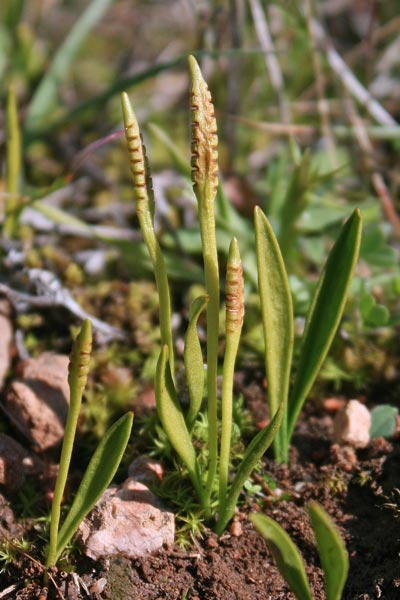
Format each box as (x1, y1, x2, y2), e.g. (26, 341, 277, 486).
(79, 478, 175, 560)
(2, 353, 69, 451)
(333, 399, 371, 448)
(0, 433, 41, 490)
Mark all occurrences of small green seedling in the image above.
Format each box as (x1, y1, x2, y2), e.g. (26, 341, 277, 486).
(121, 56, 361, 533)
(251, 501, 349, 600)
(46, 320, 133, 569)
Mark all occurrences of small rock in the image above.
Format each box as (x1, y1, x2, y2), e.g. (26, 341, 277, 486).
(323, 396, 346, 413)
(0, 433, 41, 490)
(79, 478, 174, 560)
(17, 353, 70, 400)
(2, 353, 69, 451)
(229, 521, 242, 537)
(89, 578, 107, 595)
(0, 300, 13, 392)
(0, 492, 25, 539)
(205, 536, 218, 548)
(128, 455, 164, 484)
(333, 399, 371, 448)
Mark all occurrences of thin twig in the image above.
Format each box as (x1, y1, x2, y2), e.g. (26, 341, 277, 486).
(225, 0, 245, 170)
(248, 0, 290, 124)
(311, 17, 398, 127)
(344, 97, 400, 237)
(343, 15, 400, 67)
(0, 585, 18, 599)
(299, 15, 400, 103)
(304, 0, 337, 167)
(226, 113, 400, 141)
(0, 270, 126, 342)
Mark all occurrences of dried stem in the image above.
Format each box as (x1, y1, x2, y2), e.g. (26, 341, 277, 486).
(344, 97, 400, 237)
(249, 0, 290, 124)
(310, 17, 397, 127)
(304, 0, 337, 168)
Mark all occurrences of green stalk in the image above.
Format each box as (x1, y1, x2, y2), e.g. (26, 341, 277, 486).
(188, 55, 220, 504)
(4, 86, 21, 239)
(121, 93, 174, 374)
(219, 239, 244, 505)
(46, 320, 92, 568)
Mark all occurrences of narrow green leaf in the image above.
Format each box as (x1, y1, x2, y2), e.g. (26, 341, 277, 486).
(307, 502, 349, 600)
(156, 345, 202, 499)
(184, 295, 208, 430)
(216, 402, 283, 535)
(288, 209, 362, 439)
(250, 513, 312, 600)
(55, 411, 133, 562)
(26, 0, 114, 132)
(254, 206, 294, 462)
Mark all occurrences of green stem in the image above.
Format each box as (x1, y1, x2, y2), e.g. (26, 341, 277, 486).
(121, 93, 174, 374)
(4, 86, 21, 239)
(219, 239, 244, 505)
(46, 320, 92, 568)
(188, 56, 220, 504)
(202, 223, 220, 504)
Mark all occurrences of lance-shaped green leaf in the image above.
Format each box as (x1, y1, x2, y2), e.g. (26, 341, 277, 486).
(250, 513, 313, 600)
(255, 206, 294, 462)
(216, 402, 283, 535)
(188, 55, 220, 502)
(184, 295, 208, 430)
(156, 345, 202, 500)
(287, 209, 362, 440)
(54, 411, 133, 563)
(307, 502, 349, 600)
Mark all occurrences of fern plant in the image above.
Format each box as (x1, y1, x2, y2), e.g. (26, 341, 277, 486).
(121, 56, 361, 532)
(46, 320, 133, 569)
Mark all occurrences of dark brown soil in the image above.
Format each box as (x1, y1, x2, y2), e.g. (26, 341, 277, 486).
(101, 411, 400, 600)
(2, 398, 400, 600)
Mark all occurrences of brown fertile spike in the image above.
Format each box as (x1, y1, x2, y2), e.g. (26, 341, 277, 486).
(68, 320, 92, 392)
(189, 58, 218, 199)
(225, 239, 244, 335)
(121, 93, 155, 220)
